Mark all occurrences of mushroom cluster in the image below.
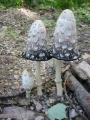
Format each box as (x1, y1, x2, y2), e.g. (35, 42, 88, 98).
(22, 9, 81, 97)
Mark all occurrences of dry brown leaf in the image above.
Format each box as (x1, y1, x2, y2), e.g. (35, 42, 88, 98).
(65, 80, 74, 91)
(62, 65, 70, 73)
(65, 80, 71, 87)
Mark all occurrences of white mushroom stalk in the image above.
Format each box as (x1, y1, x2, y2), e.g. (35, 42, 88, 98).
(36, 61, 42, 95)
(50, 9, 80, 96)
(55, 60, 62, 96)
(22, 69, 34, 100)
(22, 20, 51, 96)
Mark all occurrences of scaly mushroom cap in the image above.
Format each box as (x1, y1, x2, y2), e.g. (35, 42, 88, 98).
(22, 69, 34, 90)
(50, 9, 81, 61)
(22, 20, 51, 61)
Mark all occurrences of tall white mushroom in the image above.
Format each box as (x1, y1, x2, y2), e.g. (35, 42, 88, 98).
(22, 20, 51, 96)
(22, 68, 34, 100)
(50, 9, 81, 96)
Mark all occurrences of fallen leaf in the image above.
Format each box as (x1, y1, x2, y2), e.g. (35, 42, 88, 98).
(62, 65, 70, 73)
(47, 103, 67, 120)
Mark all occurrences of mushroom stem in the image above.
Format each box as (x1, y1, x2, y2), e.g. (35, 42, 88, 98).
(26, 90, 31, 100)
(55, 59, 62, 96)
(36, 61, 42, 96)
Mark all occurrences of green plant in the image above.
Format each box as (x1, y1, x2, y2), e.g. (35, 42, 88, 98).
(36, 0, 90, 10)
(0, 0, 90, 10)
(5, 27, 20, 39)
(42, 18, 56, 28)
(74, 3, 90, 23)
(0, 0, 23, 8)
(53, 13, 59, 17)
(0, 3, 6, 10)
(0, 0, 90, 24)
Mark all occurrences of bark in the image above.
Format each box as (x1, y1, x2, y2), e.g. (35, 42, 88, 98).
(70, 61, 90, 89)
(82, 53, 90, 65)
(78, 61, 90, 78)
(86, 57, 90, 65)
(70, 62, 88, 81)
(64, 71, 90, 119)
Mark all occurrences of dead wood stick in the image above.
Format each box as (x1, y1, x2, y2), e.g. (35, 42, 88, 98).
(81, 50, 90, 52)
(83, 41, 90, 43)
(64, 71, 90, 119)
(86, 57, 90, 65)
(70, 63, 88, 81)
(64, 80, 89, 120)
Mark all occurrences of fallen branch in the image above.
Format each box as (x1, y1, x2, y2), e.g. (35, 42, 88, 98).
(86, 57, 90, 65)
(81, 50, 90, 52)
(64, 79, 89, 120)
(64, 71, 90, 119)
(78, 61, 90, 78)
(70, 62, 88, 81)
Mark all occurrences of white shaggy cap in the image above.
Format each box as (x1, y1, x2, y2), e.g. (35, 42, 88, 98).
(54, 9, 77, 44)
(50, 9, 80, 60)
(28, 20, 46, 44)
(22, 69, 34, 90)
(23, 20, 51, 61)
(27, 20, 47, 51)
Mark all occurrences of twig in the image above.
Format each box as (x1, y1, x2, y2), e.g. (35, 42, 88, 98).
(81, 50, 90, 52)
(79, 41, 90, 43)
(64, 79, 89, 120)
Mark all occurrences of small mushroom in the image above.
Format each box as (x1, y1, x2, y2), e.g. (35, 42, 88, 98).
(50, 9, 81, 96)
(22, 20, 51, 96)
(22, 68, 34, 100)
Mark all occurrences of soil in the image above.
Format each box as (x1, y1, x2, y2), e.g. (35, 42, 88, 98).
(0, 8, 90, 120)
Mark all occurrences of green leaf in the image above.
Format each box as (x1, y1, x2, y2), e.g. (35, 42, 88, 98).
(47, 103, 67, 120)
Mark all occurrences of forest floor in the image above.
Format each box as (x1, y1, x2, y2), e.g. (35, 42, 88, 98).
(0, 8, 90, 120)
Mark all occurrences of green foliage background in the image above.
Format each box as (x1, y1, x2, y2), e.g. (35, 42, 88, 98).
(0, 0, 90, 23)
(0, 0, 22, 8)
(0, 0, 90, 9)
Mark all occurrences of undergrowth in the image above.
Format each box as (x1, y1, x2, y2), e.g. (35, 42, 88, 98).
(0, 1, 90, 24)
(0, 0, 90, 9)
(74, 3, 90, 24)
